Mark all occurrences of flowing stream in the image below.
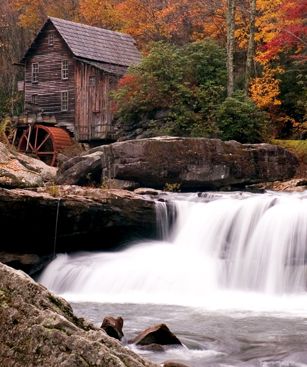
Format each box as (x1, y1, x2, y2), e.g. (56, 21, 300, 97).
(39, 191, 307, 366)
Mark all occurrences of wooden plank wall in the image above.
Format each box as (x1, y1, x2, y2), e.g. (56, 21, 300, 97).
(75, 62, 118, 141)
(24, 23, 75, 134)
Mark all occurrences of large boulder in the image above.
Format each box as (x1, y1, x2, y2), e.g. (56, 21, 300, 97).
(56, 137, 299, 190)
(0, 263, 157, 367)
(0, 186, 157, 262)
(0, 142, 56, 188)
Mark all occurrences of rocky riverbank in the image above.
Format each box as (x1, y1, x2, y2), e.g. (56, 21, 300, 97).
(0, 142, 56, 188)
(0, 262, 157, 367)
(0, 137, 304, 275)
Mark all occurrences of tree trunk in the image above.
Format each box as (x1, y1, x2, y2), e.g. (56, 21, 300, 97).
(226, 0, 236, 97)
(245, 0, 256, 94)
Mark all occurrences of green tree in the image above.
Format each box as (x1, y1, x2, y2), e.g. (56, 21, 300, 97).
(113, 40, 227, 137)
(216, 90, 269, 143)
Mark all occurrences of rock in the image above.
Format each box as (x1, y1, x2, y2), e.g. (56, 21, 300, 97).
(130, 324, 182, 346)
(0, 263, 157, 367)
(0, 186, 157, 263)
(101, 316, 124, 341)
(162, 362, 190, 367)
(163, 362, 190, 367)
(296, 179, 307, 187)
(56, 137, 298, 191)
(0, 252, 52, 277)
(247, 178, 307, 192)
(138, 344, 166, 352)
(0, 142, 56, 188)
(56, 150, 104, 185)
(134, 188, 162, 196)
(102, 178, 140, 190)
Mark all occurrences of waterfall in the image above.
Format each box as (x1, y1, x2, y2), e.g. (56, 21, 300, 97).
(155, 200, 176, 240)
(39, 192, 307, 308)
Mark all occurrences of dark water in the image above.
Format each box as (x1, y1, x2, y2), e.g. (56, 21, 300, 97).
(71, 302, 307, 367)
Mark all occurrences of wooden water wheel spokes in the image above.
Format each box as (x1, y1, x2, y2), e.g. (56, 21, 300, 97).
(18, 124, 73, 166)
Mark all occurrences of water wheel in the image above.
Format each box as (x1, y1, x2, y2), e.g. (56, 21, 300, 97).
(18, 124, 73, 166)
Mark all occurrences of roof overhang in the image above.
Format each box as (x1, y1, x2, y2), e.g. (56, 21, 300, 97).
(75, 58, 128, 76)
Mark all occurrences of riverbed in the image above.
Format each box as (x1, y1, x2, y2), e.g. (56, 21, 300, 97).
(71, 301, 307, 366)
(39, 191, 307, 366)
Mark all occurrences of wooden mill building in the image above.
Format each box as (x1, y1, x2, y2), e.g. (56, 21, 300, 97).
(19, 17, 141, 142)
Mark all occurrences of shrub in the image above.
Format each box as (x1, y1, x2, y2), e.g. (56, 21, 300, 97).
(113, 40, 227, 137)
(0, 116, 14, 145)
(216, 91, 269, 143)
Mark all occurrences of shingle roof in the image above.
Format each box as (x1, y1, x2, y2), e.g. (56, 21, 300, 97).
(75, 58, 128, 76)
(22, 17, 141, 67)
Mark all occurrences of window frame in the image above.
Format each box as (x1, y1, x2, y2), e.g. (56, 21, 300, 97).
(61, 60, 69, 80)
(48, 32, 54, 47)
(31, 94, 38, 105)
(61, 91, 69, 112)
(31, 63, 39, 83)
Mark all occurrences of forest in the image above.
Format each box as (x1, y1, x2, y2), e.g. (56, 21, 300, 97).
(0, 0, 306, 143)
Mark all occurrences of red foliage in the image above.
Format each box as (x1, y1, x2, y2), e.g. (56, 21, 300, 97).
(261, 0, 307, 61)
(117, 74, 139, 88)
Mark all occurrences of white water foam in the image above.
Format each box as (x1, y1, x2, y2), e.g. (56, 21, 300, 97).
(39, 192, 307, 314)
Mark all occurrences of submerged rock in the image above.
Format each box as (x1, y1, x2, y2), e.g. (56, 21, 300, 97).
(130, 324, 182, 347)
(101, 316, 124, 341)
(0, 263, 157, 367)
(162, 362, 190, 367)
(56, 137, 298, 190)
(0, 142, 56, 188)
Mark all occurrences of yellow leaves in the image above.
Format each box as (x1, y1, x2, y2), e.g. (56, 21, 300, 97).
(255, 0, 282, 46)
(250, 66, 283, 109)
(79, 0, 122, 29)
(12, 0, 79, 33)
(13, 0, 44, 32)
(114, 0, 166, 42)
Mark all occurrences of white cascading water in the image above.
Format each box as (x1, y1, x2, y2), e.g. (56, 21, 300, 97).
(39, 192, 307, 311)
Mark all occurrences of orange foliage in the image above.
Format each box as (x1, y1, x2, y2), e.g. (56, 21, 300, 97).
(250, 66, 282, 109)
(13, 0, 79, 33)
(79, 0, 122, 29)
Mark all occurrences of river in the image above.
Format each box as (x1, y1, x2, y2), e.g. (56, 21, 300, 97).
(39, 191, 307, 366)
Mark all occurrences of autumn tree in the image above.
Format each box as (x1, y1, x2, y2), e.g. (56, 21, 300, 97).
(79, 0, 123, 30)
(250, 0, 306, 132)
(0, 0, 30, 117)
(245, 0, 256, 94)
(13, 0, 79, 34)
(258, 0, 307, 63)
(226, 0, 236, 96)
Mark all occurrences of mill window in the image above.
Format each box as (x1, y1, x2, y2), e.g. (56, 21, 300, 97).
(61, 91, 69, 111)
(61, 60, 68, 80)
(31, 94, 37, 105)
(32, 63, 39, 83)
(48, 32, 54, 46)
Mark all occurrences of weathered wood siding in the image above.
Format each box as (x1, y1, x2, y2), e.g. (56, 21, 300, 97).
(24, 23, 75, 134)
(75, 62, 118, 141)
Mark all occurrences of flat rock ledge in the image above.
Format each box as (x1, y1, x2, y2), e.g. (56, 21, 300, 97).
(0, 142, 56, 188)
(0, 186, 157, 256)
(56, 137, 299, 191)
(0, 263, 157, 367)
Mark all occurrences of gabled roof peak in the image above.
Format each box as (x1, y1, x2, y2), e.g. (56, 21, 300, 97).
(21, 17, 141, 67)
